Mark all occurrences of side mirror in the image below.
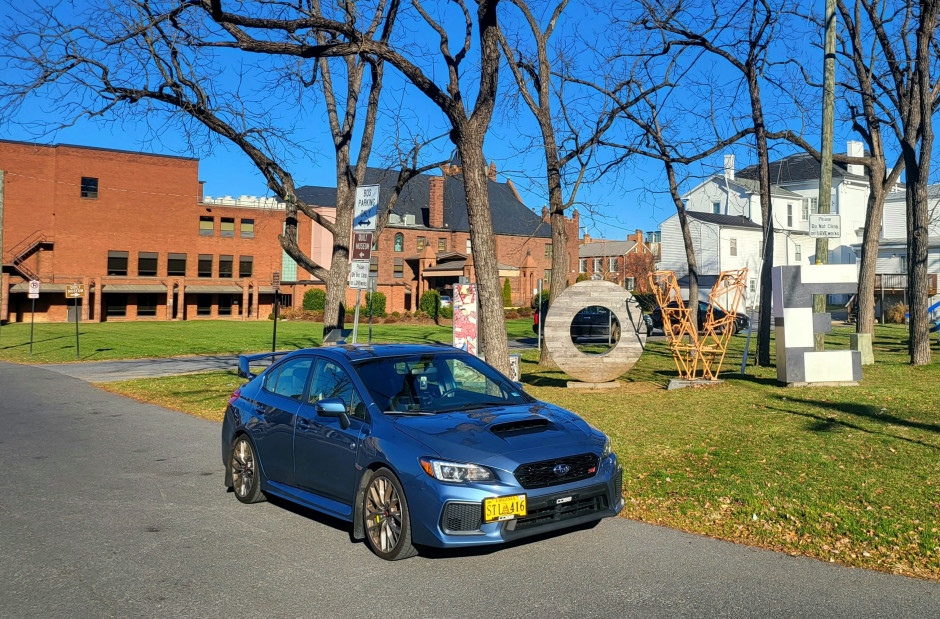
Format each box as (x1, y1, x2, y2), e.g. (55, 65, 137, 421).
(315, 398, 351, 430)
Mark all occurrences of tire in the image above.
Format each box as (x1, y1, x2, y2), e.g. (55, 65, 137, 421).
(230, 435, 266, 504)
(362, 468, 417, 560)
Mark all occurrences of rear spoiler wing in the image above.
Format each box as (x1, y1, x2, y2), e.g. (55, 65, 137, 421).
(237, 351, 291, 379)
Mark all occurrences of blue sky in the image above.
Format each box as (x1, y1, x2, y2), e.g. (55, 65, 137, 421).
(0, 0, 871, 242)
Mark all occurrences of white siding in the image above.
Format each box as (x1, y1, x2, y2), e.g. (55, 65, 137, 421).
(684, 178, 754, 221)
(658, 215, 688, 275)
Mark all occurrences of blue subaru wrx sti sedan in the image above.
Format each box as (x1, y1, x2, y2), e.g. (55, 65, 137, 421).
(222, 344, 623, 560)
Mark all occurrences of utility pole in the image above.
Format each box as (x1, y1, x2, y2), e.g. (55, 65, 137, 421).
(815, 0, 837, 351)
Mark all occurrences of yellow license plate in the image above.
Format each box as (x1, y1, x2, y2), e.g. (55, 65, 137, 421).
(483, 494, 527, 523)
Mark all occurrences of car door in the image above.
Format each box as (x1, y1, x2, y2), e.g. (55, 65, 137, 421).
(293, 358, 368, 504)
(251, 355, 314, 485)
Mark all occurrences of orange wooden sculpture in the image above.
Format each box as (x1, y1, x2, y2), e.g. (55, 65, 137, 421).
(649, 268, 748, 381)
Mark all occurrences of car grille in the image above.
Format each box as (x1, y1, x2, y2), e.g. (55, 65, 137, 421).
(513, 453, 598, 489)
(440, 502, 482, 534)
(511, 487, 609, 531)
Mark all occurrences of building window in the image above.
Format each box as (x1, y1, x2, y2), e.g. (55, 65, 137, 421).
(106, 294, 127, 317)
(759, 241, 764, 256)
(107, 251, 128, 276)
(810, 197, 818, 214)
(787, 203, 793, 227)
(466, 239, 472, 254)
(394, 233, 404, 252)
(593, 258, 602, 272)
(802, 200, 809, 220)
(544, 269, 552, 283)
(198, 254, 213, 278)
(749, 279, 757, 294)
(220, 218, 235, 237)
(545, 243, 552, 259)
(199, 216, 214, 236)
(167, 253, 187, 276)
(219, 255, 234, 278)
(239, 256, 253, 278)
(417, 236, 427, 251)
(394, 258, 403, 278)
(608, 257, 617, 271)
(730, 238, 737, 256)
(713, 201, 721, 214)
(795, 244, 802, 261)
(625, 277, 636, 290)
(438, 238, 447, 252)
(81, 177, 98, 199)
(137, 252, 158, 277)
(579, 258, 587, 273)
(218, 294, 235, 316)
(196, 294, 213, 316)
(370, 256, 379, 274)
(240, 219, 255, 238)
(137, 294, 158, 317)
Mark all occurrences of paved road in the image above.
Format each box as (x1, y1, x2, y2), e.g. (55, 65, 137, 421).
(2, 362, 938, 617)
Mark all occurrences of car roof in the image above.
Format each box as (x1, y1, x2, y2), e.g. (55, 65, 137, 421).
(284, 343, 459, 364)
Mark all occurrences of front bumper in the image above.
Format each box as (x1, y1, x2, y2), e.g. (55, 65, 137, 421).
(405, 457, 624, 548)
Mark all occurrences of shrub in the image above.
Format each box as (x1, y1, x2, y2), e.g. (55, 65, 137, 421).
(502, 278, 513, 307)
(384, 314, 399, 324)
(391, 311, 401, 319)
(885, 302, 908, 324)
(505, 309, 520, 319)
(517, 306, 533, 317)
(440, 305, 454, 319)
(362, 291, 387, 317)
(532, 289, 551, 309)
(576, 273, 589, 283)
(302, 288, 326, 311)
(419, 289, 441, 321)
(632, 292, 658, 313)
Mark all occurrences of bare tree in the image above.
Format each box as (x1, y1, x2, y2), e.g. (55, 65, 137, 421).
(638, 0, 783, 367)
(0, 0, 447, 337)
(495, 0, 653, 365)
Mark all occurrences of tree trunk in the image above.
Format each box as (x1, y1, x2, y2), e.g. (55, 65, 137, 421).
(856, 164, 885, 335)
(665, 161, 698, 326)
(323, 179, 354, 337)
(459, 144, 510, 375)
(749, 71, 774, 367)
(542, 146, 567, 367)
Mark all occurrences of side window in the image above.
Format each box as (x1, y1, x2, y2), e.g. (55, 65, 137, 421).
(267, 357, 313, 400)
(308, 360, 366, 419)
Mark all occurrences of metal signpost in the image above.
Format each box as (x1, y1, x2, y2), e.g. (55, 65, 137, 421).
(351, 185, 378, 344)
(271, 271, 280, 352)
(65, 283, 85, 360)
(368, 277, 376, 345)
(536, 278, 543, 353)
(28, 280, 39, 355)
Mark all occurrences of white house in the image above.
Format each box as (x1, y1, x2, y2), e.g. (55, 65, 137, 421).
(659, 143, 888, 306)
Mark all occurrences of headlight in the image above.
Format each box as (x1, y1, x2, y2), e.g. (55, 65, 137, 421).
(419, 458, 495, 483)
(601, 437, 612, 459)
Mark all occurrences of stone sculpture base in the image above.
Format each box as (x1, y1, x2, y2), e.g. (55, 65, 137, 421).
(667, 379, 724, 391)
(566, 381, 620, 389)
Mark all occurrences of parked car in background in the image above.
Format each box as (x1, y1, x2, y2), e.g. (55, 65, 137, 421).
(532, 302, 622, 341)
(439, 295, 452, 308)
(223, 344, 623, 560)
(647, 301, 749, 335)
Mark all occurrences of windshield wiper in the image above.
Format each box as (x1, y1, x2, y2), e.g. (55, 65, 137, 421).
(384, 410, 436, 416)
(441, 401, 508, 412)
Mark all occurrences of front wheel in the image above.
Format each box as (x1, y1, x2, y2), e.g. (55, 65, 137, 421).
(362, 468, 417, 560)
(230, 435, 265, 504)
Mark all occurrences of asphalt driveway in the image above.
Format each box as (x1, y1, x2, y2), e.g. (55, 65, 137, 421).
(1, 361, 938, 617)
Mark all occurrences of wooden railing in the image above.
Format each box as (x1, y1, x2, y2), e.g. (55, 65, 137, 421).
(874, 273, 938, 296)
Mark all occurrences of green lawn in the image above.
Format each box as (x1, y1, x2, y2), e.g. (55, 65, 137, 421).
(0, 318, 533, 363)
(98, 323, 940, 579)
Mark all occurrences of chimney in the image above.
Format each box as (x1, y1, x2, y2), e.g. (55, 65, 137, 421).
(583, 233, 591, 244)
(429, 176, 444, 229)
(634, 229, 644, 247)
(541, 206, 549, 223)
(724, 154, 735, 180)
(846, 140, 864, 176)
(487, 161, 497, 182)
(198, 180, 205, 203)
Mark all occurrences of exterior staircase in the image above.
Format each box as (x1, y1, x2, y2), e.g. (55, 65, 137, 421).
(2, 231, 53, 281)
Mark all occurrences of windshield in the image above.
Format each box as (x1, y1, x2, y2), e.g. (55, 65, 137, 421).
(353, 351, 532, 414)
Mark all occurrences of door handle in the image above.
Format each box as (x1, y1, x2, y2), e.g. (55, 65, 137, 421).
(296, 419, 311, 431)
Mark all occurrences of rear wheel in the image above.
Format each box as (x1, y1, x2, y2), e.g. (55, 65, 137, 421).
(362, 468, 417, 560)
(230, 436, 265, 504)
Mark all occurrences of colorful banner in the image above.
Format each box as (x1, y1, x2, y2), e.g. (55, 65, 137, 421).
(453, 284, 479, 357)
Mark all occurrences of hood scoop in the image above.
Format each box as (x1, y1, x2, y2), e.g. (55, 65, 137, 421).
(490, 417, 551, 437)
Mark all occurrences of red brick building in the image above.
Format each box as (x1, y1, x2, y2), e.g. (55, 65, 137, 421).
(0, 140, 318, 323)
(1, 141, 580, 322)
(577, 230, 660, 291)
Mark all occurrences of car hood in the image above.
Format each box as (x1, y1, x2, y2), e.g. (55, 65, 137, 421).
(389, 402, 603, 470)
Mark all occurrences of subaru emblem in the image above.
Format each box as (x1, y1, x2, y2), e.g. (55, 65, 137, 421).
(553, 463, 571, 476)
